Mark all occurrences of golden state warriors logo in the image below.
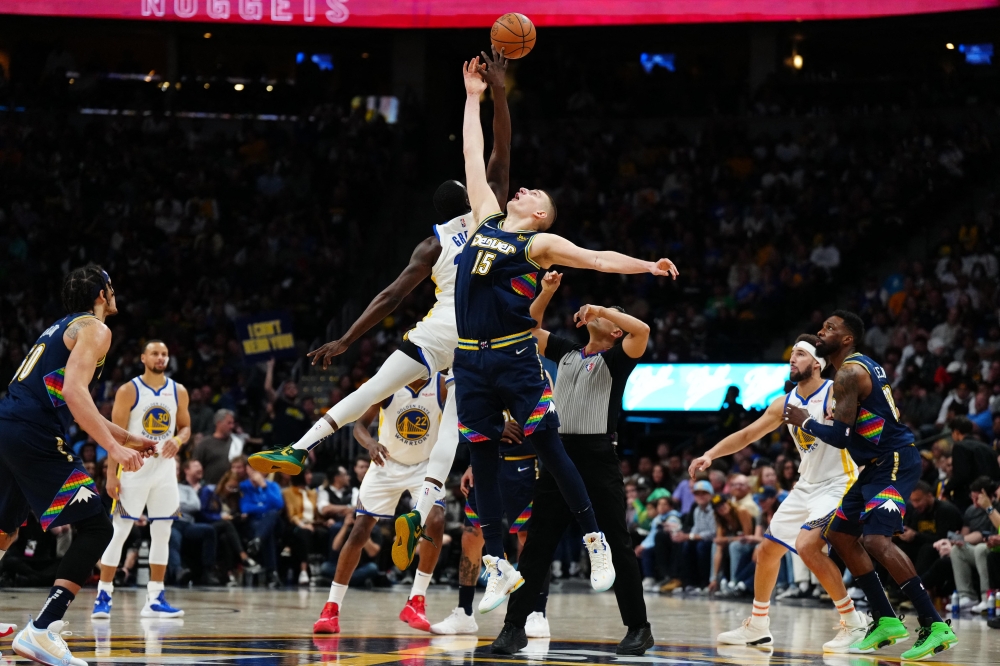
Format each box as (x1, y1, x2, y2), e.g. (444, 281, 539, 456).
(793, 427, 818, 453)
(142, 406, 172, 438)
(395, 407, 431, 445)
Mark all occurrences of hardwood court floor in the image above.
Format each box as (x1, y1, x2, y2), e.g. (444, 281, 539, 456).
(2, 586, 998, 666)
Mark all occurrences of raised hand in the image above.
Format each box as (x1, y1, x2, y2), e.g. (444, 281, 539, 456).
(540, 270, 562, 293)
(651, 258, 679, 279)
(479, 45, 508, 89)
(573, 304, 602, 328)
(463, 57, 488, 96)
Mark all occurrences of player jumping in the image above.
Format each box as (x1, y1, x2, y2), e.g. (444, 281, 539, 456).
(451, 56, 678, 615)
(92, 340, 192, 621)
(690, 335, 867, 651)
(247, 49, 514, 566)
(783, 311, 958, 659)
(0, 265, 156, 666)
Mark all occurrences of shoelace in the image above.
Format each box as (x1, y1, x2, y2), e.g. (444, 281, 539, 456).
(484, 561, 502, 596)
(588, 538, 608, 572)
(912, 625, 933, 647)
(43, 621, 73, 655)
(740, 618, 754, 631)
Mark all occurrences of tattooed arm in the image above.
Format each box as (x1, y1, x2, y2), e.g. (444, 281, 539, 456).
(783, 364, 869, 449)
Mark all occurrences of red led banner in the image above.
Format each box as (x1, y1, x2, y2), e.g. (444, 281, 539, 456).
(0, 0, 995, 27)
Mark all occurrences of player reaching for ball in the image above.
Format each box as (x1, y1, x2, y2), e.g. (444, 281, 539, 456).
(247, 48, 513, 567)
(451, 56, 679, 622)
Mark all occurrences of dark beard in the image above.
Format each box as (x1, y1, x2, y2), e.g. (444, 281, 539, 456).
(814, 339, 834, 358)
(790, 366, 812, 383)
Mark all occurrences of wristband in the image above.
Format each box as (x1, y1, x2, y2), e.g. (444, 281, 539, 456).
(801, 417, 813, 430)
(987, 506, 995, 515)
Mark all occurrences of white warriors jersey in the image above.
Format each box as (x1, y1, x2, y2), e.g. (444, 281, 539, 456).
(377, 374, 445, 466)
(784, 380, 859, 485)
(404, 214, 472, 371)
(127, 378, 179, 449)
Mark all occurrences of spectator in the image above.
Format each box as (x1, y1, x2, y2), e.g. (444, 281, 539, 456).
(778, 459, 799, 493)
(188, 387, 216, 437)
(936, 379, 976, 428)
(898, 481, 963, 576)
(352, 457, 370, 489)
(282, 470, 326, 586)
(265, 359, 310, 447)
(710, 494, 754, 592)
(670, 480, 717, 593)
(171, 459, 220, 586)
(317, 466, 355, 522)
(200, 467, 259, 584)
(945, 476, 1000, 613)
(193, 409, 241, 485)
(239, 467, 285, 587)
(728, 474, 760, 520)
(946, 417, 1000, 511)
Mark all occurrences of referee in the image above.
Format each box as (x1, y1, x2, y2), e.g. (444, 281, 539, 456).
(491, 271, 653, 656)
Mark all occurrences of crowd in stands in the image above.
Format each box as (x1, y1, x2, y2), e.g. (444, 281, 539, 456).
(0, 41, 998, 615)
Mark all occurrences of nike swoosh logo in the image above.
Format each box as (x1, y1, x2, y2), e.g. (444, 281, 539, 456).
(516, 348, 529, 355)
(518, 466, 530, 472)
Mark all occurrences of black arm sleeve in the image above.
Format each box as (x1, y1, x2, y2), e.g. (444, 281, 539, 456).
(543, 333, 579, 364)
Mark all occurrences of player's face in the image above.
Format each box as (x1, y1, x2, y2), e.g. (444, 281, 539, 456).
(142, 342, 170, 374)
(814, 316, 846, 357)
(102, 279, 118, 316)
(508, 188, 553, 229)
(788, 348, 815, 383)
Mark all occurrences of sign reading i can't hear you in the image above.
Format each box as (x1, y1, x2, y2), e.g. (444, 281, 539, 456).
(234, 311, 296, 361)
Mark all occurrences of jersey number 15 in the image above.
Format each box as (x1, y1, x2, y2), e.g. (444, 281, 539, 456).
(471, 250, 496, 276)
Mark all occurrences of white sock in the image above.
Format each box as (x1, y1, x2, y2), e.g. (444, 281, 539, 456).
(98, 581, 114, 595)
(414, 482, 443, 527)
(834, 595, 864, 626)
(147, 581, 164, 601)
(292, 418, 335, 451)
(410, 570, 432, 599)
(328, 582, 348, 607)
(750, 599, 770, 626)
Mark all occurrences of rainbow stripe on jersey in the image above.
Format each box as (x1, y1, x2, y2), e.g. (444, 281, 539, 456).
(510, 273, 537, 299)
(509, 502, 532, 533)
(523, 385, 553, 436)
(41, 470, 96, 531)
(855, 408, 885, 444)
(864, 486, 905, 517)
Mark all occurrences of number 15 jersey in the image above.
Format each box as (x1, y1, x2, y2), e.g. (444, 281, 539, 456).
(455, 213, 541, 341)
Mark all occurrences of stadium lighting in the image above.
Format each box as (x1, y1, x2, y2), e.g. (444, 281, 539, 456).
(946, 43, 955, 49)
(793, 54, 803, 69)
(204, 32, 212, 38)
(68, 78, 75, 85)
(234, 83, 245, 91)
(204, 83, 210, 89)
(266, 85, 274, 92)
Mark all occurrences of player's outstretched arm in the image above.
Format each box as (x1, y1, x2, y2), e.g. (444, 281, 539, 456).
(689, 395, 785, 476)
(480, 47, 511, 209)
(529, 233, 679, 278)
(528, 270, 562, 355)
(462, 57, 502, 223)
(784, 364, 869, 449)
(64, 320, 154, 472)
(574, 304, 650, 359)
(308, 237, 440, 369)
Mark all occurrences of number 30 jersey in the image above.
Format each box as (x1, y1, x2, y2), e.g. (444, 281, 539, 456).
(455, 213, 541, 341)
(0, 312, 105, 437)
(840, 352, 914, 465)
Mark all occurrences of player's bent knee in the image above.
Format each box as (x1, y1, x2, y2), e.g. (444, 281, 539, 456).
(795, 529, 825, 558)
(860, 533, 892, 554)
(58, 511, 114, 586)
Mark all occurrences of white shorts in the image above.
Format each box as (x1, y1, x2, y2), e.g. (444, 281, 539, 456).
(765, 475, 849, 552)
(405, 316, 457, 375)
(356, 457, 445, 519)
(115, 453, 180, 520)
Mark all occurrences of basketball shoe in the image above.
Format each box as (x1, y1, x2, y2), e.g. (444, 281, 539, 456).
(314, 602, 340, 634)
(848, 616, 908, 653)
(399, 596, 431, 632)
(91, 591, 112, 619)
(248, 446, 308, 475)
(900, 621, 957, 661)
(525, 612, 550, 638)
(718, 616, 773, 646)
(430, 608, 478, 635)
(141, 591, 184, 619)
(584, 532, 615, 591)
(823, 613, 868, 653)
(12, 621, 87, 666)
(478, 555, 524, 613)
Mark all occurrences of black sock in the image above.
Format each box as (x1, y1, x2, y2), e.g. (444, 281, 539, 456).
(459, 585, 475, 616)
(854, 571, 896, 622)
(573, 504, 599, 534)
(900, 576, 943, 625)
(36, 586, 75, 629)
(533, 590, 548, 615)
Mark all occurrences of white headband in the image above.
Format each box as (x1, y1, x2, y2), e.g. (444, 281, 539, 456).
(793, 341, 827, 371)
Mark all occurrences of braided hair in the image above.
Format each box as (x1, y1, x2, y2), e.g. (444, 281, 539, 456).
(61, 265, 111, 314)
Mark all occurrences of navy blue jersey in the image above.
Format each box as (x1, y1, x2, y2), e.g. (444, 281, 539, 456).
(841, 352, 913, 464)
(0, 313, 106, 437)
(455, 213, 541, 340)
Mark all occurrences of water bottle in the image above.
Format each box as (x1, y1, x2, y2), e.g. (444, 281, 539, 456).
(995, 589, 1000, 617)
(137, 539, 150, 586)
(950, 591, 960, 618)
(988, 590, 996, 619)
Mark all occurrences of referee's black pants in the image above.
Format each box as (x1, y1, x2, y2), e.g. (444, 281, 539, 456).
(505, 434, 648, 630)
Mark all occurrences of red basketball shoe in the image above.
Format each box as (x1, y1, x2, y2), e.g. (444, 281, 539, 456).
(399, 596, 431, 632)
(313, 602, 340, 634)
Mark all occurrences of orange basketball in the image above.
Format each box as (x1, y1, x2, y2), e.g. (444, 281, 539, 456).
(490, 13, 536, 60)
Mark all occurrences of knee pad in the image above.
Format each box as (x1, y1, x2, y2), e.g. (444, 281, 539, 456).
(58, 511, 114, 586)
(148, 520, 173, 566)
(99, 515, 135, 567)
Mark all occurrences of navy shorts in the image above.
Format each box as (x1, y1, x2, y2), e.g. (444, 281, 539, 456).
(828, 445, 920, 537)
(466, 455, 537, 533)
(453, 344, 559, 443)
(0, 418, 103, 534)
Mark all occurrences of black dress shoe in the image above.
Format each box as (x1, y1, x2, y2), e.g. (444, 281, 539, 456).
(491, 622, 528, 655)
(617, 624, 654, 655)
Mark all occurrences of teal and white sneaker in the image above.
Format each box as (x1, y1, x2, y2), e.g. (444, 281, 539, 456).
(12, 620, 88, 666)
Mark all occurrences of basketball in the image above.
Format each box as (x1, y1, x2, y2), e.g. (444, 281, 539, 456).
(490, 13, 536, 59)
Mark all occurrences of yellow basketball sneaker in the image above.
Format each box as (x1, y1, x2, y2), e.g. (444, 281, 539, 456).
(248, 445, 308, 475)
